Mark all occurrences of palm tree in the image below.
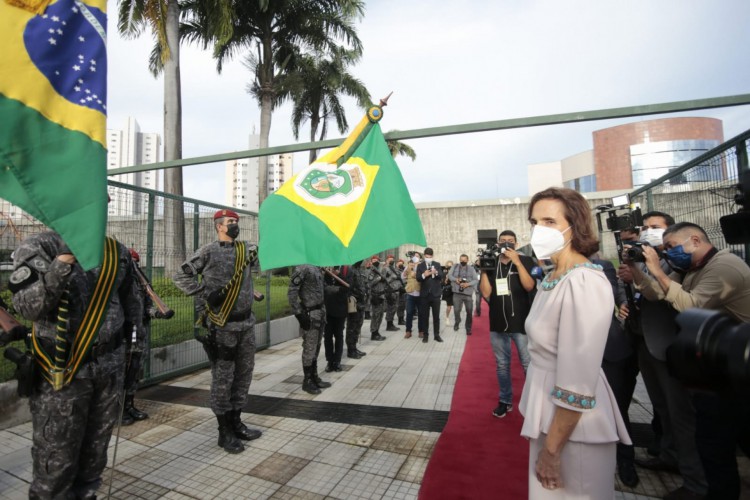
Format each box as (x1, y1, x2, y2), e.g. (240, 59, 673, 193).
(386, 132, 417, 161)
(183, 0, 365, 204)
(287, 47, 371, 163)
(118, 0, 186, 272)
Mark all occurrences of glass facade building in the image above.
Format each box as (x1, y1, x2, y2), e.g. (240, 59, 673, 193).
(630, 139, 721, 188)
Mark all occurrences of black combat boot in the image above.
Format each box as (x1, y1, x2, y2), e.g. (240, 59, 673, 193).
(371, 332, 386, 341)
(302, 366, 322, 394)
(311, 361, 331, 389)
(356, 348, 367, 356)
(398, 318, 405, 325)
(216, 414, 244, 453)
(120, 407, 135, 426)
(347, 347, 362, 359)
(385, 322, 400, 332)
(228, 409, 262, 441)
(125, 395, 149, 421)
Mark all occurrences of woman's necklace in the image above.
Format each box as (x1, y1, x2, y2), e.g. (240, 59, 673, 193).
(541, 262, 602, 290)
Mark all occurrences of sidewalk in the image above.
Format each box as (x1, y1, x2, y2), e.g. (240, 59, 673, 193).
(1, 308, 743, 499)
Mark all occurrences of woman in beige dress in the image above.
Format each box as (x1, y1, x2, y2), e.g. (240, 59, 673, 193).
(519, 187, 631, 498)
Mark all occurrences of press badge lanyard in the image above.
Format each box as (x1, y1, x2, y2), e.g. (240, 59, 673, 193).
(495, 261, 511, 297)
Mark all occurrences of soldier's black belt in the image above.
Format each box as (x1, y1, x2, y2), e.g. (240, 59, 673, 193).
(226, 310, 252, 323)
(303, 303, 324, 312)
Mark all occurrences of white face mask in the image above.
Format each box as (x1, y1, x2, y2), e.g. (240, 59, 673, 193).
(425, 258, 433, 265)
(411, 256, 420, 263)
(639, 228, 665, 247)
(530, 225, 571, 260)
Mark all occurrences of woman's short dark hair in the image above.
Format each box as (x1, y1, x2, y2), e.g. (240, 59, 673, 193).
(528, 187, 599, 257)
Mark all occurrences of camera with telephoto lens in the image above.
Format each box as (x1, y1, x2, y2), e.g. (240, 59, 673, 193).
(666, 308, 750, 394)
(623, 241, 661, 263)
(595, 194, 643, 234)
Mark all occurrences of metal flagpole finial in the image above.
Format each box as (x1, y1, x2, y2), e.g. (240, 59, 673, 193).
(379, 92, 393, 107)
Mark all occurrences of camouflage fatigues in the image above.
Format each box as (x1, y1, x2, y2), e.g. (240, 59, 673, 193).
(173, 241, 258, 415)
(11, 232, 142, 500)
(368, 265, 387, 333)
(345, 265, 367, 350)
(384, 263, 402, 324)
(287, 265, 326, 367)
(124, 292, 157, 398)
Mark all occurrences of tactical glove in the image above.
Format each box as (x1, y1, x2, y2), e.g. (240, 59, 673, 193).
(295, 312, 311, 330)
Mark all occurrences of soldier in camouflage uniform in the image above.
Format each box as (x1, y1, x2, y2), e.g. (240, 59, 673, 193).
(288, 264, 332, 394)
(344, 261, 368, 359)
(173, 209, 262, 454)
(10, 231, 142, 500)
(363, 259, 372, 320)
(367, 256, 388, 341)
(121, 248, 172, 426)
(383, 255, 402, 332)
(396, 259, 407, 325)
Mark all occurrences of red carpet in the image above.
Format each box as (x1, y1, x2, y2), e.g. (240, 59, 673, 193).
(419, 312, 529, 500)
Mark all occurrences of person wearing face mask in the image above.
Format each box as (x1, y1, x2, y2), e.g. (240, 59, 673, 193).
(401, 253, 422, 338)
(449, 254, 479, 335)
(174, 209, 263, 453)
(620, 213, 710, 500)
(479, 230, 536, 419)
(519, 187, 630, 498)
(416, 247, 444, 343)
(396, 259, 407, 326)
(629, 221, 750, 500)
(367, 255, 388, 341)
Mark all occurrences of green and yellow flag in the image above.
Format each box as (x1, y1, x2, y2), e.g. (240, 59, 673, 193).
(259, 104, 426, 270)
(0, 0, 108, 270)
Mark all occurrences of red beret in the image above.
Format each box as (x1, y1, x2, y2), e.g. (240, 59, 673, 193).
(371, 255, 380, 261)
(397, 259, 404, 263)
(387, 254, 395, 259)
(213, 209, 239, 220)
(129, 248, 140, 262)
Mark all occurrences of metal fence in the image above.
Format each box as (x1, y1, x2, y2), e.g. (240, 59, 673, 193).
(0, 180, 292, 384)
(629, 128, 750, 264)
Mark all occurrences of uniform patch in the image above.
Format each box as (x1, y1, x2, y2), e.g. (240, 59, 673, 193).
(8, 265, 37, 292)
(291, 275, 302, 286)
(31, 257, 49, 272)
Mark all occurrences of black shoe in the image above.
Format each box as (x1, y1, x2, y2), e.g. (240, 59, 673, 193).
(634, 457, 679, 474)
(302, 366, 322, 395)
(325, 362, 335, 372)
(397, 319, 405, 325)
(434, 335, 443, 342)
(492, 402, 512, 418)
(216, 414, 244, 453)
(355, 349, 367, 356)
(120, 411, 135, 426)
(332, 363, 343, 372)
(311, 361, 332, 388)
(617, 461, 639, 488)
(422, 336, 428, 343)
(347, 350, 362, 359)
(227, 409, 262, 441)
(453, 324, 459, 331)
(364, 313, 371, 320)
(647, 441, 661, 457)
(385, 322, 400, 332)
(371, 333, 386, 341)
(475, 311, 481, 317)
(124, 396, 149, 421)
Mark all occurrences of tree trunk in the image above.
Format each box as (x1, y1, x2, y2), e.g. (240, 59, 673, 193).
(258, 91, 273, 205)
(163, 0, 185, 275)
(309, 115, 320, 164)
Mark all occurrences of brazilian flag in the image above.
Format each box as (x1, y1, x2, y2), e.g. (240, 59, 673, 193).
(259, 104, 426, 270)
(0, 0, 108, 270)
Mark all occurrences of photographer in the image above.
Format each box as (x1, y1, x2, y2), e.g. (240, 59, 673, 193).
(479, 230, 535, 419)
(629, 221, 750, 499)
(619, 212, 708, 499)
(449, 254, 478, 335)
(416, 247, 444, 343)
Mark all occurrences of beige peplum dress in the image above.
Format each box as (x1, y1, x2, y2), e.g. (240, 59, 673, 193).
(519, 264, 631, 498)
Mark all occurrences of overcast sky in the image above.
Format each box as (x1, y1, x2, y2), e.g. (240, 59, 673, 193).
(106, 0, 750, 206)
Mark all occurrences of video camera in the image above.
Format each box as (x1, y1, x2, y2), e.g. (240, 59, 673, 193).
(667, 309, 750, 394)
(595, 193, 643, 264)
(623, 241, 661, 263)
(476, 229, 500, 271)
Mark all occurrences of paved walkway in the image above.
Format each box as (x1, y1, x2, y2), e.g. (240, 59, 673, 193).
(1, 308, 747, 499)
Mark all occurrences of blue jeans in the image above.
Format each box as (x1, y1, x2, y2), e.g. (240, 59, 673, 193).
(405, 295, 419, 332)
(489, 331, 530, 404)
